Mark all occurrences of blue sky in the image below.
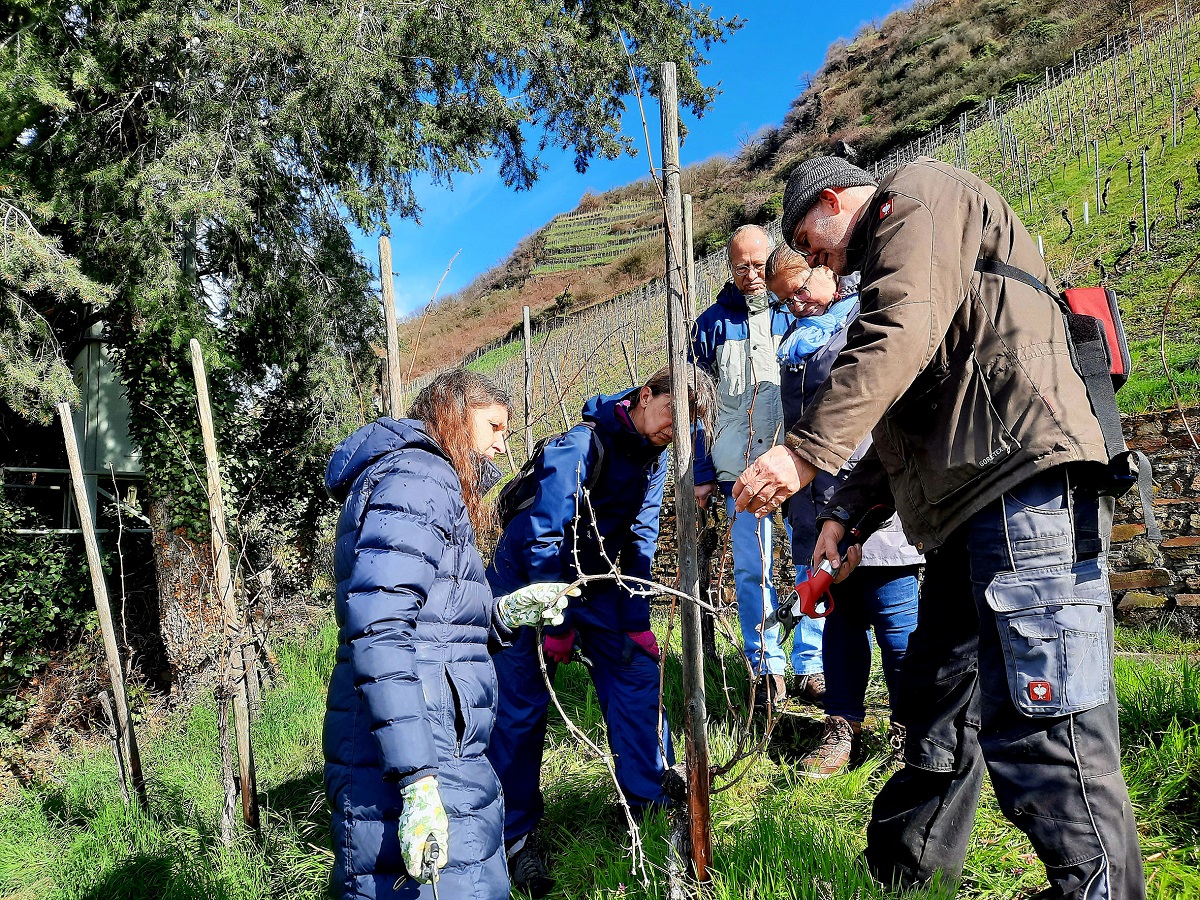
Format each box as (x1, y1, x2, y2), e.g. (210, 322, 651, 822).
(356, 0, 908, 317)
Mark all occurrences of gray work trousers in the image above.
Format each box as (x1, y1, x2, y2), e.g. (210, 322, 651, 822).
(866, 466, 1145, 899)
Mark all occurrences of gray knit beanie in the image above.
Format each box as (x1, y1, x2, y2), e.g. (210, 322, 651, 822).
(780, 157, 877, 250)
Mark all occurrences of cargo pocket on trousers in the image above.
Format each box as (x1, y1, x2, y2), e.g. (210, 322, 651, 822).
(984, 557, 1111, 717)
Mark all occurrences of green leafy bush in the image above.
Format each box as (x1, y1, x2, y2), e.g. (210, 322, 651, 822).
(0, 497, 95, 726)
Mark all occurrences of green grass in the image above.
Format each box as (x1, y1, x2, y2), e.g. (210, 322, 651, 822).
(0, 625, 337, 900)
(466, 339, 524, 375)
(3, 614, 1199, 899)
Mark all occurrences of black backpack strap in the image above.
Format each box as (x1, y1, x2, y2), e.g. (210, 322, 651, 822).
(578, 421, 605, 495)
(974, 256, 1064, 306)
(974, 257, 1160, 542)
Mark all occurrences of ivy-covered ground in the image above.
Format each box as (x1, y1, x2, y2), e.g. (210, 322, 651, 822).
(2, 614, 1198, 900)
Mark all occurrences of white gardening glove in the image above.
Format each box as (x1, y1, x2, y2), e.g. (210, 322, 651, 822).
(495, 582, 580, 629)
(398, 775, 449, 882)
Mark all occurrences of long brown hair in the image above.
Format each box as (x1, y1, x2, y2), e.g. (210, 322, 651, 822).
(407, 369, 511, 534)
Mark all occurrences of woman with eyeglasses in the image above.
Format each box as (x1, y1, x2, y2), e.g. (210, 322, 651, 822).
(765, 246, 923, 780)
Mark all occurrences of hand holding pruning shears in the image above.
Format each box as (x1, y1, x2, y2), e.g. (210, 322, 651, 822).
(774, 505, 893, 641)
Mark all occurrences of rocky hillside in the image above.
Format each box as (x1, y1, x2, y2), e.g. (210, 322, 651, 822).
(399, 0, 1173, 376)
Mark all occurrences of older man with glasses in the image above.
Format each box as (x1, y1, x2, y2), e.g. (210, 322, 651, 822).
(691, 224, 825, 713)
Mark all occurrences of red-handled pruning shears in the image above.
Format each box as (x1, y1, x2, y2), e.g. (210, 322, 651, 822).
(775, 505, 895, 642)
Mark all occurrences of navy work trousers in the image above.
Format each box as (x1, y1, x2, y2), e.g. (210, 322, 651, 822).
(865, 466, 1145, 899)
(486, 621, 674, 843)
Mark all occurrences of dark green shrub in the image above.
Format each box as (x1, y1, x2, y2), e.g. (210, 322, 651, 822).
(0, 497, 96, 726)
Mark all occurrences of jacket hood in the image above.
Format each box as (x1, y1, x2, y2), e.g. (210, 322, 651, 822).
(325, 417, 446, 500)
(581, 389, 666, 462)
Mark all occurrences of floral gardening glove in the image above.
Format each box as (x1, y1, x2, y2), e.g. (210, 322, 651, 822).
(543, 629, 577, 664)
(398, 775, 449, 882)
(626, 630, 661, 661)
(495, 582, 580, 629)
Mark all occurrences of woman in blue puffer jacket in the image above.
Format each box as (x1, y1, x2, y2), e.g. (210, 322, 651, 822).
(323, 369, 575, 900)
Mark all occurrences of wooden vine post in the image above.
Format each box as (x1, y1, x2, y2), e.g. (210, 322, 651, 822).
(190, 339, 260, 833)
(522, 305, 534, 457)
(659, 60, 712, 882)
(57, 402, 147, 809)
(682, 192, 715, 654)
(379, 236, 404, 417)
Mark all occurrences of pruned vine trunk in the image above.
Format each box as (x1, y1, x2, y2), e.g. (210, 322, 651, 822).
(149, 499, 221, 688)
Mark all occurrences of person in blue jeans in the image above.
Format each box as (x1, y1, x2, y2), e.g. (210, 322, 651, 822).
(691, 225, 824, 713)
(486, 366, 714, 899)
(766, 245, 922, 776)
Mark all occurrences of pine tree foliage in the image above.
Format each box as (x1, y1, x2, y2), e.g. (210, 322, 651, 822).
(0, 0, 733, 610)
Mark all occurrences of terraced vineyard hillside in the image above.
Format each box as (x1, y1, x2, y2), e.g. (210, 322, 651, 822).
(535, 200, 662, 274)
(428, 9, 1200, 476)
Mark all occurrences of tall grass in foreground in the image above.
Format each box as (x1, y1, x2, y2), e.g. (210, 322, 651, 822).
(1, 617, 1198, 899)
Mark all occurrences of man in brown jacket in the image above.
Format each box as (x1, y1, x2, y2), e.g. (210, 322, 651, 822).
(733, 156, 1144, 898)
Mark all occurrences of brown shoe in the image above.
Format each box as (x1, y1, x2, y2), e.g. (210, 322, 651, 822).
(751, 674, 787, 714)
(790, 671, 825, 707)
(800, 716, 860, 778)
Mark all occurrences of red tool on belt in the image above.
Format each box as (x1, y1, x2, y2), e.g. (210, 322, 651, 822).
(777, 505, 895, 641)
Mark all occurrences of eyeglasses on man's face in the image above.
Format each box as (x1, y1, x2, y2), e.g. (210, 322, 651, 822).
(732, 261, 767, 278)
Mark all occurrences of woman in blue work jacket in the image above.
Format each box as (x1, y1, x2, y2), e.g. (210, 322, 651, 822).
(485, 365, 713, 898)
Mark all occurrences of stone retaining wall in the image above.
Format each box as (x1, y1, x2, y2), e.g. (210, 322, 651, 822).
(1109, 407, 1200, 633)
(652, 407, 1200, 633)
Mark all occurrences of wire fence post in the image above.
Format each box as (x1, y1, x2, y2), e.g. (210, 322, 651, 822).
(682, 192, 715, 653)
(190, 339, 260, 834)
(1141, 147, 1152, 252)
(58, 402, 147, 810)
(547, 361, 571, 431)
(659, 60, 712, 883)
(379, 236, 404, 416)
(522, 305, 534, 457)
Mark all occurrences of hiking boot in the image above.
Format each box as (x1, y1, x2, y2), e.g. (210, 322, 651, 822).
(790, 671, 826, 707)
(751, 673, 787, 715)
(886, 720, 907, 758)
(800, 715, 860, 779)
(507, 832, 555, 898)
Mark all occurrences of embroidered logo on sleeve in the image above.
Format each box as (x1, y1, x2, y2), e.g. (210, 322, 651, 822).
(1028, 681, 1053, 702)
(879, 198, 894, 220)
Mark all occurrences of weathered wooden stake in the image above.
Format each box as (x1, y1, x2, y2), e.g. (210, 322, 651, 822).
(546, 362, 571, 432)
(659, 60, 712, 882)
(683, 194, 698, 320)
(97, 690, 130, 805)
(1095, 140, 1103, 213)
(522, 306, 534, 457)
(1141, 148, 1152, 253)
(379, 236, 404, 417)
(1025, 143, 1035, 218)
(681, 191, 715, 653)
(189, 339, 260, 832)
(621, 340, 639, 387)
(1172, 83, 1179, 147)
(58, 402, 147, 809)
